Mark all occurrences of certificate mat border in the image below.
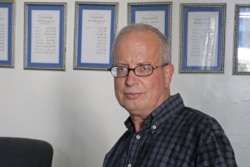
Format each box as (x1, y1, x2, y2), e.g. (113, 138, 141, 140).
(180, 3, 226, 73)
(74, 2, 118, 70)
(24, 2, 67, 70)
(0, 0, 15, 68)
(233, 4, 250, 75)
(128, 1, 172, 42)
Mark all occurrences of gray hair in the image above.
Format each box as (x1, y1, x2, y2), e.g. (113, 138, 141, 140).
(112, 23, 171, 64)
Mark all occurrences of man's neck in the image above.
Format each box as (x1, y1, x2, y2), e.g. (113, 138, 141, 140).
(131, 116, 146, 132)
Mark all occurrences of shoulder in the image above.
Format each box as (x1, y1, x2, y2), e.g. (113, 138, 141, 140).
(181, 107, 234, 152)
(169, 106, 226, 144)
(179, 107, 223, 131)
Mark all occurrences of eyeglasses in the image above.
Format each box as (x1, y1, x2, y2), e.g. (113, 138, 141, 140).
(109, 64, 168, 78)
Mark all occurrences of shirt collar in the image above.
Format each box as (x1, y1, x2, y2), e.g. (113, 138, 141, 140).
(125, 93, 185, 133)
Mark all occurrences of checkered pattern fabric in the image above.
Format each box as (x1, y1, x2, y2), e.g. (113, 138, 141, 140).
(103, 94, 237, 167)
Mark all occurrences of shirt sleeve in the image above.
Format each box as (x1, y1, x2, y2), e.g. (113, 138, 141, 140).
(196, 122, 238, 167)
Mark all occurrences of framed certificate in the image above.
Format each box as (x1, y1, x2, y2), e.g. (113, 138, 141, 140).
(0, 0, 14, 68)
(180, 3, 226, 73)
(128, 2, 172, 38)
(24, 2, 66, 70)
(74, 2, 118, 70)
(233, 4, 250, 75)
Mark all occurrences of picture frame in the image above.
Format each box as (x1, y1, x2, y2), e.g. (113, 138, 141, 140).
(24, 2, 66, 70)
(233, 4, 250, 75)
(0, 0, 14, 68)
(74, 2, 118, 70)
(180, 3, 226, 73)
(128, 2, 172, 38)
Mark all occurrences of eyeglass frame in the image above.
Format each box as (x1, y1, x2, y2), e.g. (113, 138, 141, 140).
(109, 63, 168, 78)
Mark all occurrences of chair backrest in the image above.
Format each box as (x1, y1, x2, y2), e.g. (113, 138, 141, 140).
(0, 137, 53, 167)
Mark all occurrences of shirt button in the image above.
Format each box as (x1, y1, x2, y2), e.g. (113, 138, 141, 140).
(128, 164, 132, 167)
(152, 125, 157, 130)
(136, 135, 141, 140)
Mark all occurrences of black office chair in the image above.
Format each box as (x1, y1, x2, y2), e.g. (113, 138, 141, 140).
(0, 137, 53, 167)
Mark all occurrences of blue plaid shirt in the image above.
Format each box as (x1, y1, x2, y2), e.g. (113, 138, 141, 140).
(103, 94, 237, 167)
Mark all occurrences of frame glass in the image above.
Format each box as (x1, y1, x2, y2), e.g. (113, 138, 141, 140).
(180, 3, 226, 73)
(74, 2, 118, 70)
(24, 2, 66, 70)
(128, 2, 172, 38)
(233, 4, 250, 75)
(0, 0, 14, 68)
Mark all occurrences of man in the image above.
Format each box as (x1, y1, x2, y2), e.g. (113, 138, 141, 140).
(104, 23, 237, 167)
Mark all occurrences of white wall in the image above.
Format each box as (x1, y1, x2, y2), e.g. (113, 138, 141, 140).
(0, 0, 249, 166)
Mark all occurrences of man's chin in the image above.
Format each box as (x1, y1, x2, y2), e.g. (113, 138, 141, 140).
(123, 104, 141, 114)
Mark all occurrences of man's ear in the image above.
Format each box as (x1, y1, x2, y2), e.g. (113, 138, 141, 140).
(164, 64, 174, 88)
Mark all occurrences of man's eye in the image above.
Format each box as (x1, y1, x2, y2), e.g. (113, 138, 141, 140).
(117, 67, 127, 72)
(141, 65, 151, 71)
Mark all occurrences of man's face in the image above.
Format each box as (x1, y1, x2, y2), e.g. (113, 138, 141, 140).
(113, 30, 173, 118)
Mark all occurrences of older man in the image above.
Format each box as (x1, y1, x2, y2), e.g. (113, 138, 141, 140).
(104, 23, 237, 167)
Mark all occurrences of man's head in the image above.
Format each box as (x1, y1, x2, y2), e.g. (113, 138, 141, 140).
(111, 23, 174, 119)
